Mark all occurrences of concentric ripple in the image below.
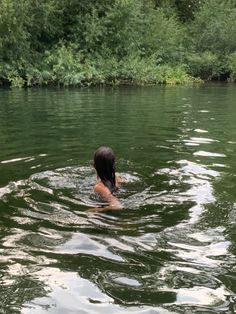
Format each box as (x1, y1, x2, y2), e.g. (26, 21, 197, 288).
(0, 86, 235, 313)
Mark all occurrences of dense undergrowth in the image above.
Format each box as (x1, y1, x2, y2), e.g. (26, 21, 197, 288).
(0, 0, 236, 87)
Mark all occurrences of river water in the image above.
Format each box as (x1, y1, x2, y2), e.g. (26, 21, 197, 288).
(0, 85, 235, 313)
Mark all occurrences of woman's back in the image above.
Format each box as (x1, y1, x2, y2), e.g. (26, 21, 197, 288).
(92, 146, 123, 211)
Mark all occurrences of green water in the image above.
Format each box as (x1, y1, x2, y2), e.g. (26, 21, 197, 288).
(0, 85, 235, 313)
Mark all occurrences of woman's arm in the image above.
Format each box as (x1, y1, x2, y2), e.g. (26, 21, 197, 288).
(116, 175, 126, 186)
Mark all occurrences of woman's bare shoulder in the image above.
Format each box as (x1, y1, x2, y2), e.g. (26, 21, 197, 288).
(94, 182, 110, 194)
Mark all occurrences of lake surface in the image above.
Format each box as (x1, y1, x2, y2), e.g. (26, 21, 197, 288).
(0, 85, 235, 313)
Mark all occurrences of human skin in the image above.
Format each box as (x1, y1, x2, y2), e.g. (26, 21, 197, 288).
(88, 176, 123, 212)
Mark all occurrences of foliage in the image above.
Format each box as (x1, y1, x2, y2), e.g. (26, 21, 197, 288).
(227, 52, 236, 82)
(23, 48, 198, 87)
(190, 0, 236, 54)
(186, 51, 221, 80)
(0, 0, 235, 87)
(175, 0, 203, 21)
(185, 0, 236, 81)
(155, 0, 202, 21)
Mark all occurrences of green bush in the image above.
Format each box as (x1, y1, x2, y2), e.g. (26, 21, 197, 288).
(0, 0, 235, 86)
(141, 8, 185, 65)
(26, 45, 97, 86)
(186, 51, 221, 80)
(190, 0, 236, 54)
(112, 55, 197, 85)
(227, 52, 236, 82)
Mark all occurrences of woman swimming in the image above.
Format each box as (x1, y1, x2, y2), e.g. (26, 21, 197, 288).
(92, 146, 123, 211)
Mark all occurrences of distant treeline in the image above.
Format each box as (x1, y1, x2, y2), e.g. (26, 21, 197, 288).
(0, 0, 236, 87)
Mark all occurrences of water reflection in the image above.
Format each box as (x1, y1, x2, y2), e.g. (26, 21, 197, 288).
(0, 154, 232, 312)
(0, 86, 235, 313)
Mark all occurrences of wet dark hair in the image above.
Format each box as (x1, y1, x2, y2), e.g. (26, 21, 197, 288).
(94, 146, 117, 194)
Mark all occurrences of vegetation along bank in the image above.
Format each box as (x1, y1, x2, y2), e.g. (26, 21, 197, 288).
(0, 0, 236, 87)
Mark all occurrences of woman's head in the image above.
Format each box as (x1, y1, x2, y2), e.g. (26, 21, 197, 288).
(94, 146, 117, 193)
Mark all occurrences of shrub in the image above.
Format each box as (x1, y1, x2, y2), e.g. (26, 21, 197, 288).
(186, 51, 221, 80)
(116, 55, 197, 85)
(190, 0, 236, 54)
(227, 52, 236, 82)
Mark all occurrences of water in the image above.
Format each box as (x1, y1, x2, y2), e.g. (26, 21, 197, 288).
(0, 85, 235, 313)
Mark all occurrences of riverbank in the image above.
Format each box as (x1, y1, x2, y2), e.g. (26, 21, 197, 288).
(0, 1, 236, 88)
(1, 49, 234, 88)
(0, 57, 202, 88)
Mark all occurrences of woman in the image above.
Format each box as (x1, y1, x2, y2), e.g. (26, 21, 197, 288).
(92, 146, 123, 211)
